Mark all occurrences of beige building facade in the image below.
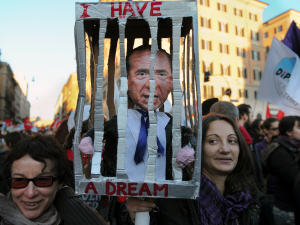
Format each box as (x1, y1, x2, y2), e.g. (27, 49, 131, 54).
(197, 0, 268, 117)
(263, 9, 300, 49)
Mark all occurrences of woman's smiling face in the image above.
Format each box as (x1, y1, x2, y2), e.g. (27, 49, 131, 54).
(202, 120, 240, 178)
(11, 154, 61, 220)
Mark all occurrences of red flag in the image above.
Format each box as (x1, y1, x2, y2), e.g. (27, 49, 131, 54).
(24, 117, 33, 131)
(265, 103, 272, 118)
(276, 110, 285, 120)
(5, 119, 12, 127)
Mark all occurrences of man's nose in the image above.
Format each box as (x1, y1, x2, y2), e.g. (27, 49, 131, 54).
(24, 181, 38, 198)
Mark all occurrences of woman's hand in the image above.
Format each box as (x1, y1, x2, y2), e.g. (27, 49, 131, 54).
(126, 198, 156, 222)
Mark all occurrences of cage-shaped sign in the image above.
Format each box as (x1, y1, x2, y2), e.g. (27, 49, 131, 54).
(73, 0, 202, 199)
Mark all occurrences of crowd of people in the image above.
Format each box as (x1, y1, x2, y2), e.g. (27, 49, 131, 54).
(0, 45, 299, 225)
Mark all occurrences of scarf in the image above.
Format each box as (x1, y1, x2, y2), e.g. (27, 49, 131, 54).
(196, 175, 252, 225)
(277, 135, 300, 150)
(0, 193, 60, 225)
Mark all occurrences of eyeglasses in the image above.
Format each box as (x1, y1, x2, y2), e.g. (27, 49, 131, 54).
(10, 176, 58, 189)
(270, 127, 279, 131)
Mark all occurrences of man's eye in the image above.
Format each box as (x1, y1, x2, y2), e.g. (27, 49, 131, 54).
(156, 72, 168, 77)
(137, 72, 147, 76)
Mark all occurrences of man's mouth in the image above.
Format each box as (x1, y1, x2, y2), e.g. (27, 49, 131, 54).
(143, 95, 158, 99)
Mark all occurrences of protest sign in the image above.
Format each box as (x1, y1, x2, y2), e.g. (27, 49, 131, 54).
(73, 0, 202, 201)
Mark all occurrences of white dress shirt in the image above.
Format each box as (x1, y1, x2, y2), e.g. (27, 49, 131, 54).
(125, 109, 170, 181)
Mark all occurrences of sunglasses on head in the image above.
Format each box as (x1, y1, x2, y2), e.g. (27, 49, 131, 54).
(10, 176, 58, 189)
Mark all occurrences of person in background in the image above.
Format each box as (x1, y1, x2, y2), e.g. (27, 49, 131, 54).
(238, 104, 254, 147)
(0, 132, 25, 194)
(209, 101, 239, 123)
(262, 116, 300, 225)
(202, 98, 219, 116)
(0, 135, 107, 225)
(249, 119, 264, 145)
(255, 118, 279, 158)
(157, 113, 260, 225)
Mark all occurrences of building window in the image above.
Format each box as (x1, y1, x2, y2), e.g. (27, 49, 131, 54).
(202, 40, 212, 51)
(217, 2, 226, 12)
(266, 46, 270, 54)
(251, 31, 260, 41)
(244, 89, 248, 98)
(274, 27, 277, 34)
(203, 85, 214, 98)
(249, 12, 252, 19)
(253, 69, 261, 80)
(254, 14, 258, 21)
(227, 65, 231, 76)
(234, 8, 237, 15)
(235, 26, 245, 37)
(239, 9, 243, 17)
(252, 50, 260, 61)
(259, 71, 262, 80)
(220, 64, 224, 75)
(278, 25, 283, 32)
(202, 61, 206, 73)
(226, 45, 230, 54)
(254, 91, 257, 99)
(200, 0, 210, 7)
(210, 62, 214, 74)
(203, 85, 207, 98)
(200, 17, 211, 28)
(243, 68, 247, 78)
(219, 43, 223, 53)
(264, 32, 268, 38)
(237, 47, 246, 58)
(237, 67, 241, 77)
(239, 89, 242, 98)
(218, 21, 229, 33)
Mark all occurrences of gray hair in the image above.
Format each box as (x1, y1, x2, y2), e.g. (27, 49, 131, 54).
(209, 101, 239, 122)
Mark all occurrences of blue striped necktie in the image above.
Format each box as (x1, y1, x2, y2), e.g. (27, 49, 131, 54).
(134, 110, 165, 164)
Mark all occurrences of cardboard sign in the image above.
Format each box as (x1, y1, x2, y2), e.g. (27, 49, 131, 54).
(74, 1, 202, 199)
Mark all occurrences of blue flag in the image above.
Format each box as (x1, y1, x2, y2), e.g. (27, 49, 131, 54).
(282, 21, 300, 58)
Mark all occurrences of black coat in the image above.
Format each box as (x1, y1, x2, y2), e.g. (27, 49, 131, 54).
(155, 198, 260, 225)
(262, 137, 300, 224)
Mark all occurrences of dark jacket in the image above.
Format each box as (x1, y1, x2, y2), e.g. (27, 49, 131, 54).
(155, 197, 260, 225)
(262, 137, 300, 224)
(54, 186, 107, 225)
(0, 151, 8, 194)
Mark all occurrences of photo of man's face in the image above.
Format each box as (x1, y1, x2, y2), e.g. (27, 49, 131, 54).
(127, 49, 173, 111)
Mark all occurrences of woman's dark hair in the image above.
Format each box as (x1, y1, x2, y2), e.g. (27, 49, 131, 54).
(263, 117, 278, 130)
(4, 135, 73, 186)
(4, 132, 25, 149)
(251, 118, 262, 132)
(279, 116, 300, 136)
(202, 113, 258, 198)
